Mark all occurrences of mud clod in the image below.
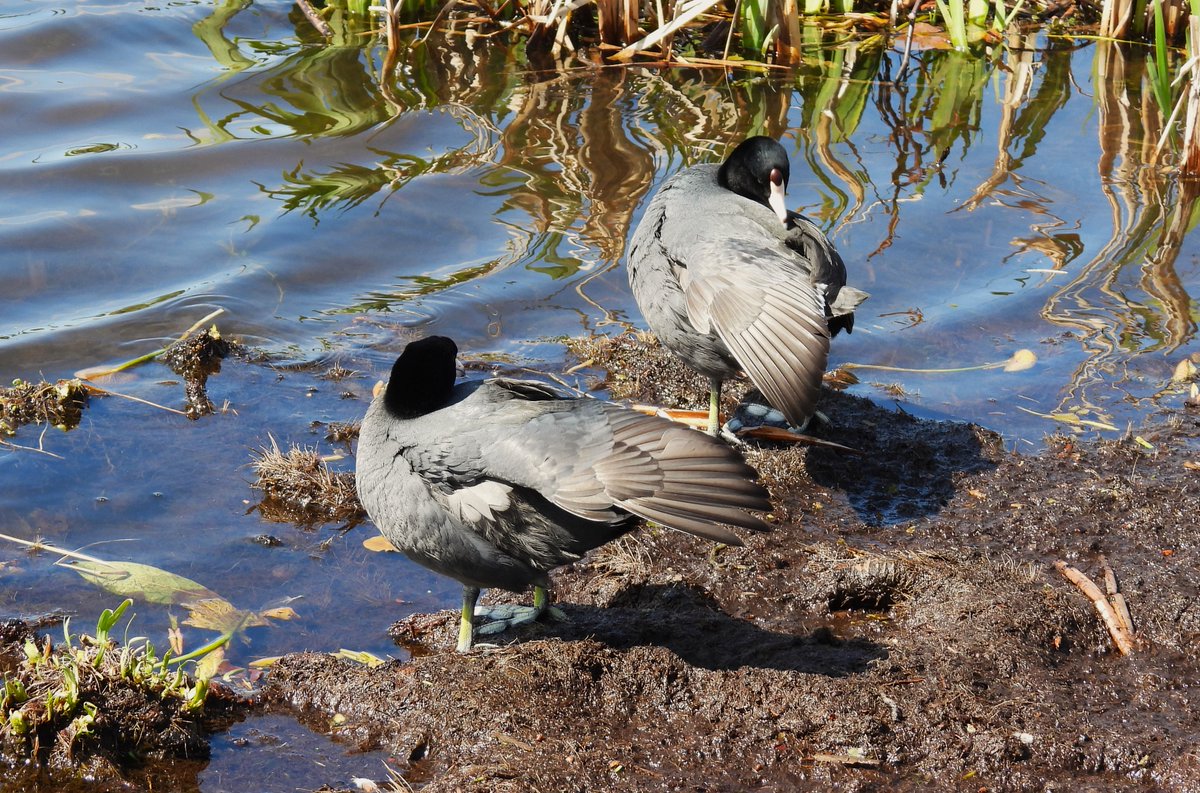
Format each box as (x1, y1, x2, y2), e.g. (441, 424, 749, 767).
(162, 327, 242, 419)
(0, 378, 89, 435)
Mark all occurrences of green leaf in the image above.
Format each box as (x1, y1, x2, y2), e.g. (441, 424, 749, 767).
(193, 646, 226, 681)
(66, 560, 220, 606)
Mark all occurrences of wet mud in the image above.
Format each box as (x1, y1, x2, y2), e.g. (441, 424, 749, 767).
(162, 327, 243, 420)
(259, 334, 1200, 792)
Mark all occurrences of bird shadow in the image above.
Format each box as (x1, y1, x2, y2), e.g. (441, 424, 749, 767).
(793, 389, 1003, 527)
(531, 581, 887, 675)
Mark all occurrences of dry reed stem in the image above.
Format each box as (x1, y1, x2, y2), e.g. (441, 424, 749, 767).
(80, 384, 188, 417)
(1184, 16, 1200, 174)
(0, 438, 64, 459)
(296, 0, 333, 37)
(1054, 560, 1135, 655)
(610, 0, 724, 61)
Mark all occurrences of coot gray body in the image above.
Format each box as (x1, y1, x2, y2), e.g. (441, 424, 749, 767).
(627, 136, 868, 434)
(355, 336, 772, 651)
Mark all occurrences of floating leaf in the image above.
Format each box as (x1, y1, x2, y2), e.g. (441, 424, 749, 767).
(1003, 349, 1038, 372)
(1134, 436, 1155, 450)
(66, 560, 220, 605)
(1173, 358, 1198, 383)
(260, 606, 299, 621)
(183, 597, 268, 634)
(248, 656, 280, 669)
(363, 535, 399, 553)
(1016, 406, 1118, 431)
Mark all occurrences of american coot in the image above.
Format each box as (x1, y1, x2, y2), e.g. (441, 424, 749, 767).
(355, 336, 772, 652)
(627, 135, 868, 435)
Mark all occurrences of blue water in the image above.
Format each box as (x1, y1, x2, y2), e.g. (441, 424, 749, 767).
(0, 3, 1197, 789)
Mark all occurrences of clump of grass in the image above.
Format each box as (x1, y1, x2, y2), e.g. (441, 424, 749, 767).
(319, 364, 359, 381)
(323, 421, 361, 444)
(0, 378, 89, 436)
(587, 535, 653, 581)
(251, 439, 365, 526)
(0, 600, 220, 770)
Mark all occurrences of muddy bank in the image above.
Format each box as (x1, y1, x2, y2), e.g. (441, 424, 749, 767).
(255, 335, 1199, 792)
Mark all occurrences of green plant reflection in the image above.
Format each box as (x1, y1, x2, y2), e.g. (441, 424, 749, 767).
(184, 8, 1196, 425)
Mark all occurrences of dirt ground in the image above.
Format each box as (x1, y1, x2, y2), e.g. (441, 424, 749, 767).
(4, 333, 1197, 790)
(259, 334, 1200, 792)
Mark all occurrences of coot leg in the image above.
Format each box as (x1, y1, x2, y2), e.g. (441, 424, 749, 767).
(458, 585, 482, 653)
(707, 376, 723, 436)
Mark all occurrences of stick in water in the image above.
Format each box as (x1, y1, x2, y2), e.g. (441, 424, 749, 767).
(75, 308, 225, 380)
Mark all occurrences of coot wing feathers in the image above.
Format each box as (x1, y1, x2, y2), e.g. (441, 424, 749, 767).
(678, 237, 831, 428)
(417, 380, 771, 551)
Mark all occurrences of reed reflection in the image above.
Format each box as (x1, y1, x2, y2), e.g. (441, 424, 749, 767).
(179, 9, 1196, 426)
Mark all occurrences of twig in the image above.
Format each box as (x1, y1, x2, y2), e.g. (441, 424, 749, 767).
(895, 0, 921, 83)
(842, 348, 1035, 375)
(81, 384, 189, 417)
(0, 438, 65, 459)
(735, 425, 861, 451)
(420, 0, 460, 44)
(1099, 554, 1134, 636)
(506, 367, 592, 398)
(296, 0, 333, 38)
(0, 532, 116, 566)
(811, 751, 880, 767)
(1054, 561, 1135, 655)
(563, 358, 593, 375)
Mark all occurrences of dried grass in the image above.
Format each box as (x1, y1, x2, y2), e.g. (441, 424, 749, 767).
(587, 534, 654, 580)
(250, 439, 364, 526)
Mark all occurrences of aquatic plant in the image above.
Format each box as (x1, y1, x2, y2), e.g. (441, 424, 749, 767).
(0, 600, 222, 765)
(310, 0, 1200, 67)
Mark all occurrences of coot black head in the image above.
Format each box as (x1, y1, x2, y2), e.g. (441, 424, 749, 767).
(717, 136, 790, 223)
(383, 335, 458, 419)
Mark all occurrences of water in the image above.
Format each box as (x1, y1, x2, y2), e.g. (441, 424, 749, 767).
(1, 3, 1198, 789)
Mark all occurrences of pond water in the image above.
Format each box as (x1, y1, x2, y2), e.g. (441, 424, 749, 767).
(1, 1, 1198, 789)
